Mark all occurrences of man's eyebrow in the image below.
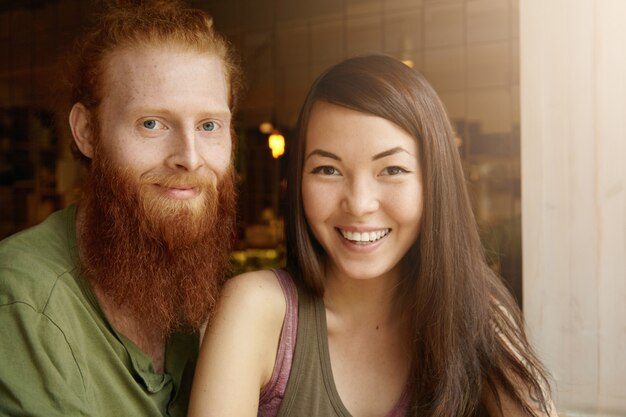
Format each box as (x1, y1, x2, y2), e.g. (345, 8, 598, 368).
(128, 106, 231, 119)
(204, 109, 232, 119)
(305, 149, 341, 161)
(372, 147, 411, 160)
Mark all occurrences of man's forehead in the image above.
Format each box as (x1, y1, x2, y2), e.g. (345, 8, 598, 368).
(104, 44, 223, 75)
(99, 45, 229, 108)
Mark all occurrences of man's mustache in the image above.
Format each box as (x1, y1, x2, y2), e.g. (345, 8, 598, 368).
(139, 172, 215, 191)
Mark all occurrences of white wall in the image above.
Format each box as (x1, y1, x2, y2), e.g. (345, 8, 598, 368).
(521, 1, 626, 415)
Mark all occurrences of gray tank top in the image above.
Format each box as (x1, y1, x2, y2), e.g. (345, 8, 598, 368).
(259, 269, 411, 417)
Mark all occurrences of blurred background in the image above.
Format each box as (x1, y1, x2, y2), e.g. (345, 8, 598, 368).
(1, 1, 625, 415)
(0, 0, 523, 303)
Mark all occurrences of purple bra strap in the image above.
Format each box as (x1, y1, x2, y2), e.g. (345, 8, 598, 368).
(258, 269, 299, 417)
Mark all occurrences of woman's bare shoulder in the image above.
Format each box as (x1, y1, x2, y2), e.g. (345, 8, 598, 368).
(213, 269, 287, 338)
(222, 269, 286, 309)
(189, 270, 289, 417)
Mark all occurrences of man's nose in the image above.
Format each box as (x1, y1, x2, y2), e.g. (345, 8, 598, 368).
(166, 129, 203, 171)
(341, 176, 380, 217)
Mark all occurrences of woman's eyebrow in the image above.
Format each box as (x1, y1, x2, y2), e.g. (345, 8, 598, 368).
(372, 147, 411, 160)
(306, 147, 412, 161)
(305, 149, 341, 161)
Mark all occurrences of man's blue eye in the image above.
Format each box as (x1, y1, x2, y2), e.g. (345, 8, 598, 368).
(143, 120, 157, 129)
(202, 121, 217, 131)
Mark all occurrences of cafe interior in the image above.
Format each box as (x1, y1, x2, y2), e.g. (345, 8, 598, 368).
(0, 0, 522, 303)
(4, 1, 626, 415)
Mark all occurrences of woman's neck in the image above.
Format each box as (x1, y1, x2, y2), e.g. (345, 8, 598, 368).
(322, 267, 402, 330)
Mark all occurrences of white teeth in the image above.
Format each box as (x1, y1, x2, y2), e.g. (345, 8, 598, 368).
(340, 228, 390, 243)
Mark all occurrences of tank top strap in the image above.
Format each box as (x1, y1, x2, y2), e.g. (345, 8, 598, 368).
(258, 269, 299, 417)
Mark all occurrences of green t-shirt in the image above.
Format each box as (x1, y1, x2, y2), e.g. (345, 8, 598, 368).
(0, 206, 198, 417)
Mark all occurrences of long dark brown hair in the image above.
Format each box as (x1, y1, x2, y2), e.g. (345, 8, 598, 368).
(285, 54, 552, 417)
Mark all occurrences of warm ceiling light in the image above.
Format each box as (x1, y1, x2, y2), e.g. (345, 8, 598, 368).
(402, 59, 414, 68)
(259, 121, 274, 134)
(268, 132, 285, 159)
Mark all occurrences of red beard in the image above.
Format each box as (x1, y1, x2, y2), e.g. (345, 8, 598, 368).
(79, 149, 237, 336)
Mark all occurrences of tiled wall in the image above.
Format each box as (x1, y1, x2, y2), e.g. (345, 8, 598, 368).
(0, 1, 99, 236)
(0, 1, 95, 111)
(0, 0, 520, 153)
(196, 0, 520, 140)
(0, 0, 523, 301)
(199, 0, 523, 300)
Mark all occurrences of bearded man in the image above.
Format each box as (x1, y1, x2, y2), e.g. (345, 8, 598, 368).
(0, 1, 240, 416)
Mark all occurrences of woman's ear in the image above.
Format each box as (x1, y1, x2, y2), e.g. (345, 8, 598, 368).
(69, 103, 95, 159)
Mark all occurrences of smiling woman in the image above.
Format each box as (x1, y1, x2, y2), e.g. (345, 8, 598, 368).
(188, 54, 557, 417)
(301, 101, 422, 284)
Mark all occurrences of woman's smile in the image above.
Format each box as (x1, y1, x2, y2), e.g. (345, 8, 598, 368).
(336, 227, 391, 244)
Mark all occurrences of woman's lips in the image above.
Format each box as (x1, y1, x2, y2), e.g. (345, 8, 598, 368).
(335, 227, 391, 245)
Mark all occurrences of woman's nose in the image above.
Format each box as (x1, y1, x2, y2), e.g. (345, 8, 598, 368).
(341, 176, 380, 217)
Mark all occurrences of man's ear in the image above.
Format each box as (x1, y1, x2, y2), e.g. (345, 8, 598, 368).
(69, 103, 95, 159)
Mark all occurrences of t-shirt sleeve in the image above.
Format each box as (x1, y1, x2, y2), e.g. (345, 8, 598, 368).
(0, 302, 88, 417)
